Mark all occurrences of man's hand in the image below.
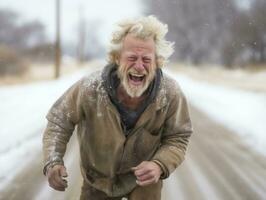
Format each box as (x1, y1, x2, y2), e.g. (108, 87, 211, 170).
(46, 164, 68, 191)
(131, 161, 162, 186)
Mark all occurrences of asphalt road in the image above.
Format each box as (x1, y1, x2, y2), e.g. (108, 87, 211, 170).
(1, 106, 266, 200)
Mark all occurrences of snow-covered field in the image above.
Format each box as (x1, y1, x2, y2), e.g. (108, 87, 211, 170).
(165, 69, 266, 155)
(0, 66, 265, 190)
(0, 67, 95, 189)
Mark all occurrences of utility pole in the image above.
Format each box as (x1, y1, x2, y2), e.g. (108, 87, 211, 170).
(55, 0, 61, 79)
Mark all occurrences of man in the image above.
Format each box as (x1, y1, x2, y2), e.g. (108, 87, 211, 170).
(43, 16, 193, 200)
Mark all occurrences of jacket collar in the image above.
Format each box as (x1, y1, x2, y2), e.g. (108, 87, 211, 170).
(96, 64, 168, 125)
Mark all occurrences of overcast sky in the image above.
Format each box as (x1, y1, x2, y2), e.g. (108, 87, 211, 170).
(0, 0, 252, 47)
(0, 0, 143, 46)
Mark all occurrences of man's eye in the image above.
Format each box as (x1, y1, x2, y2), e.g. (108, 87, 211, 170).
(143, 58, 151, 63)
(128, 57, 137, 61)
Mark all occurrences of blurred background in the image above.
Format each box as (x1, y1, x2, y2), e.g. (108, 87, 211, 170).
(0, 0, 266, 200)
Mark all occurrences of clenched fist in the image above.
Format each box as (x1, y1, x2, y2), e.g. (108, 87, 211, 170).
(131, 161, 162, 186)
(46, 164, 68, 191)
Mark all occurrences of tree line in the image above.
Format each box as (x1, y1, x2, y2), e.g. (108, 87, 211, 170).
(0, 8, 104, 76)
(145, 0, 266, 67)
(0, 8, 52, 75)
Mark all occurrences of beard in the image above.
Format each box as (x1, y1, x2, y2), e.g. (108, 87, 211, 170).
(117, 64, 156, 98)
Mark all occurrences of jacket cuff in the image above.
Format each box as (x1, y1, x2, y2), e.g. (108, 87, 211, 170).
(152, 159, 169, 179)
(43, 159, 64, 175)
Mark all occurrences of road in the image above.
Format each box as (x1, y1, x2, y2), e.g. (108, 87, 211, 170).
(1, 105, 266, 200)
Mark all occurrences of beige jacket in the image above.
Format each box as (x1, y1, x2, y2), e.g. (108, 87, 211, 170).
(42, 69, 193, 197)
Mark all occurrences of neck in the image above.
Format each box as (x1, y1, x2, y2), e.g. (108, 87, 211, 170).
(117, 84, 146, 110)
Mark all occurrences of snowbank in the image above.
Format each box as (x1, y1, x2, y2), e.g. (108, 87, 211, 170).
(0, 67, 95, 189)
(165, 69, 266, 156)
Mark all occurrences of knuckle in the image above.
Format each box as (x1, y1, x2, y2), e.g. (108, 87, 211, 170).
(150, 171, 156, 177)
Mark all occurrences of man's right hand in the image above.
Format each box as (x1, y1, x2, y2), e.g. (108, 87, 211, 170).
(46, 164, 68, 191)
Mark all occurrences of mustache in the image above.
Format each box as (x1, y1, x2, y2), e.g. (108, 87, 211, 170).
(127, 67, 148, 75)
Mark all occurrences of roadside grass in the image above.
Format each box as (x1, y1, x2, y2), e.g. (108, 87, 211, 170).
(0, 61, 86, 86)
(168, 62, 266, 93)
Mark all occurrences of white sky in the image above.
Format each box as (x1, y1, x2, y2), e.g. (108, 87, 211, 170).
(0, 0, 143, 45)
(0, 0, 254, 46)
(235, 0, 253, 10)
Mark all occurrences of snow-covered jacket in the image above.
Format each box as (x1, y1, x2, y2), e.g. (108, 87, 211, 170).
(42, 68, 193, 197)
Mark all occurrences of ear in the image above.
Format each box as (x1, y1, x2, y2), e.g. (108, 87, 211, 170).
(156, 56, 164, 68)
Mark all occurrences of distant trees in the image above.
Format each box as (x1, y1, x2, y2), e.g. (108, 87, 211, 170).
(0, 8, 51, 75)
(0, 9, 47, 51)
(75, 18, 105, 63)
(145, 0, 266, 67)
(222, 0, 266, 66)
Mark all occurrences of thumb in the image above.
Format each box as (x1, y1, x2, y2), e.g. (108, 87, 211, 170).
(60, 166, 68, 177)
(131, 161, 146, 171)
(131, 166, 138, 171)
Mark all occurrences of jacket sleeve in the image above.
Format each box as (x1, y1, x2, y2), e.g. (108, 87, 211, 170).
(42, 80, 83, 175)
(152, 90, 193, 179)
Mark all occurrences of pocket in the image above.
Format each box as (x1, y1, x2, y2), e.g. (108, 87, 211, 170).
(134, 128, 161, 161)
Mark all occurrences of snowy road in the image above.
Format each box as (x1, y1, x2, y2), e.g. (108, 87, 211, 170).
(1, 105, 266, 200)
(162, 106, 266, 200)
(0, 65, 266, 200)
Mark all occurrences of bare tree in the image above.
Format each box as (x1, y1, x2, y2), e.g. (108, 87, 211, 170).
(145, 0, 238, 65)
(222, 0, 266, 66)
(0, 8, 49, 75)
(0, 9, 47, 51)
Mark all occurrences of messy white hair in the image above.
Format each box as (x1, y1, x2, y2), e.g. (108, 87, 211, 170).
(108, 15, 174, 68)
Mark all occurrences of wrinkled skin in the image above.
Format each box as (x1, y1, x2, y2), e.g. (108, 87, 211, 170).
(117, 33, 157, 99)
(132, 161, 162, 186)
(48, 161, 162, 190)
(47, 165, 68, 191)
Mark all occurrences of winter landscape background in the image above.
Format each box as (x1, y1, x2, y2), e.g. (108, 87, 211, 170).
(1, 0, 266, 199)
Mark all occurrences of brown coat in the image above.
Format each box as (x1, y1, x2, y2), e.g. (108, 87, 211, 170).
(42, 69, 193, 197)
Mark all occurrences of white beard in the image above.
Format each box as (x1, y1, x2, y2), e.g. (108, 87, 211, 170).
(117, 65, 156, 98)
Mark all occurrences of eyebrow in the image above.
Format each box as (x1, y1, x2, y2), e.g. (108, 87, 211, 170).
(125, 52, 153, 58)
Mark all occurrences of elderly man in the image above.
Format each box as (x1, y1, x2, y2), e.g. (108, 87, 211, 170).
(43, 16, 193, 200)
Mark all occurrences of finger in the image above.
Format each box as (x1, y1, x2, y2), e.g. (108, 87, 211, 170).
(131, 166, 138, 171)
(134, 167, 151, 177)
(136, 177, 156, 186)
(131, 161, 148, 171)
(49, 180, 66, 191)
(136, 173, 154, 182)
(60, 166, 68, 177)
(49, 175, 66, 191)
(54, 174, 68, 188)
(47, 167, 67, 191)
(52, 169, 68, 188)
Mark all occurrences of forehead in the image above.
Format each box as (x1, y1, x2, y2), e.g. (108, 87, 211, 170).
(121, 34, 156, 55)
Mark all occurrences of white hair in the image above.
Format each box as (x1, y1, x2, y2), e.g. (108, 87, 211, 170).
(108, 15, 174, 67)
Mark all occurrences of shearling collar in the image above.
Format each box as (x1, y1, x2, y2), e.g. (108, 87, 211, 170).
(96, 64, 168, 117)
(101, 63, 162, 132)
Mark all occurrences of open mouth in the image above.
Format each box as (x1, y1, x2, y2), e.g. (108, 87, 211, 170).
(128, 73, 145, 85)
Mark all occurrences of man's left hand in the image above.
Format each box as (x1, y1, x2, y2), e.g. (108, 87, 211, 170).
(131, 161, 162, 186)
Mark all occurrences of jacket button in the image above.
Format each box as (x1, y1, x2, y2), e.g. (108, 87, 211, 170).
(121, 197, 128, 200)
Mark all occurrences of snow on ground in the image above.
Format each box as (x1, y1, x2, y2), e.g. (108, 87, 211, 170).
(164, 69, 266, 156)
(0, 66, 96, 189)
(0, 65, 265, 190)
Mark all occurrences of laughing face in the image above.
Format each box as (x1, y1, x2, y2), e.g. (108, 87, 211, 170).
(117, 34, 157, 98)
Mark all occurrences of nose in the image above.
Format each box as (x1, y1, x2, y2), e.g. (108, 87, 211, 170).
(134, 58, 145, 72)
